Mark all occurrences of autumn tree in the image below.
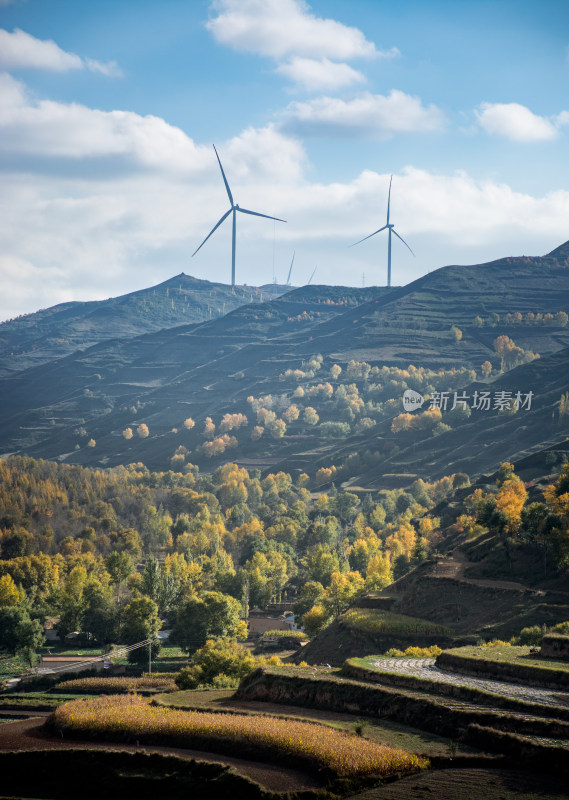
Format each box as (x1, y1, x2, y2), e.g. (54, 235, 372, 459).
(481, 361, 492, 379)
(137, 424, 149, 438)
(303, 406, 319, 425)
(122, 427, 133, 440)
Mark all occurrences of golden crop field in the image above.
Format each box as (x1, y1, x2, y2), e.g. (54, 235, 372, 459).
(54, 694, 426, 778)
(56, 676, 177, 693)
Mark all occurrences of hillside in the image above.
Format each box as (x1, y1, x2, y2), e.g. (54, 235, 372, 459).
(0, 242, 568, 486)
(0, 274, 278, 377)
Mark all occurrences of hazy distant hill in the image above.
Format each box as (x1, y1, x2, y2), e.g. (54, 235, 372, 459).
(1, 242, 568, 485)
(0, 273, 277, 377)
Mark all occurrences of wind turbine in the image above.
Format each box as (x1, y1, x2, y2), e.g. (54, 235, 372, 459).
(307, 266, 317, 285)
(350, 175, 414, 287)
(192, 145, 286, 287)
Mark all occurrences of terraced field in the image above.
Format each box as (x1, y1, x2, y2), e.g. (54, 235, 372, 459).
(370, 658, 569, 708)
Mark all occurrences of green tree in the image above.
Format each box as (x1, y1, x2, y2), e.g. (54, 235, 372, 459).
(105, 551, 134, 585)
(0, 606, 30, 654)
(175, 638, 256, 689)
(172, 591, 243, 654)
(82, 580, 116, 645)
(293, 580, 324, 618)
(15, 617, 45, 667)
(122, 596, 161, 663)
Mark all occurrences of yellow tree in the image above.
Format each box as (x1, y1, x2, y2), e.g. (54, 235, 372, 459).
(365, 553, 393, 590)
(495, 478, 527, 533)
(0, 574, 24, 606)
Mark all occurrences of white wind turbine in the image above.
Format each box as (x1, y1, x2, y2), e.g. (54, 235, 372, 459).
(192, 145, 286, 287)
(351, 175, 414, 287)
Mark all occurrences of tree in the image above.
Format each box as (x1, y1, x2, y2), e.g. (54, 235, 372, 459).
(365, 553, 393, 590)
(323, 571, 364, 617)
(203, 417, 216, 438)
(0, 606, 30, 654)
(105, 551, 134, 585)
(269, 419, 287, 439)
(172, 591, 243, 653)
(176, 638, 256, 689)
(302, 604, 331, 636)
(122, 596, 161, 663)
(481, 361, 492, 379)
(0, 574, 24, 607)
(15, 617, 44, 667)
(122, 427, 133, 440)
(137, 423, 149, 438)
(183, 417, 195, 430)
(82, 580, 116, 645)
(294, 581, 324, 618)
(450, 325, 462, 343)
(330, 364, 342, 380)
(303, 407, 319, 426)
(304, 545, 340, 586)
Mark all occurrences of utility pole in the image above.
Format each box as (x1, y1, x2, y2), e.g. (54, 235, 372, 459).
(148, 640, 152, 675)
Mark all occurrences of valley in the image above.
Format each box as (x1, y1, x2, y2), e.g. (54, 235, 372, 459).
(1, 241, 569, 799)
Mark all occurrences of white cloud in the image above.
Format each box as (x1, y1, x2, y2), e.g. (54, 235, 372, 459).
(281, 90, 445, 138)
(207, 0, 379, 60)
(275, 57, 365, 91)
(0, 73, 204, 169)
(206, 0, 398, 90)
(476, 102, 558, 142)
(0, 28, 122, 76)
(2, 73, 569, 318)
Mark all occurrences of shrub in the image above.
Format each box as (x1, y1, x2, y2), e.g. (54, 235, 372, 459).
(175, 639, 256, 689)
(384, 645, 442, 658)
(511, 625, 547, 646)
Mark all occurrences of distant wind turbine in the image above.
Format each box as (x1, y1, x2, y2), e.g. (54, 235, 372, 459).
(350, 175, 414, 287)
(307, 266, 317, 285)
(192, 145, 286, 287)
(286, 252, 295, 286)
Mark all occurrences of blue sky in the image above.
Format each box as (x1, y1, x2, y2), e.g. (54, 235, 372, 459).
(1, 0, 569, 319)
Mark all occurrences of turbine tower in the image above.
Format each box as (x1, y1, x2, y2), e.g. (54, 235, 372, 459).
(351, 175, 414, 287)
(192, 145, 286, 286)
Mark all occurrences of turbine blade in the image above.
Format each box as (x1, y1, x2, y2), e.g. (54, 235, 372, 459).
(191, 208, 232, 257)
(350, 225, 388, 247)
(237, 207, 287, 223)
(386, 174, 393, 225)
(308, 267, 317, 285)
(213, 144, 234, 206)
(392, 228, 415, 256)
(287, 251, 295, 285)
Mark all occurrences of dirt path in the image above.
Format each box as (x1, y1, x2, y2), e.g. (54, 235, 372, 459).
(0, 716, 323, 793)
(371, 658, 569, 708)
